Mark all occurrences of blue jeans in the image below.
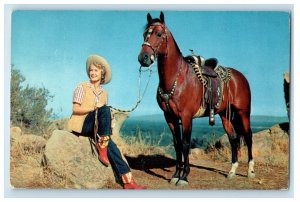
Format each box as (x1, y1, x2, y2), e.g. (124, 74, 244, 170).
(81, 105, 130, 179)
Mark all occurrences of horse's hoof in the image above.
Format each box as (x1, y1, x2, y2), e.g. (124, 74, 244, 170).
(176, 179, 189, 186)
(170, 177, 179, 185)
(248, 171, 256, 178)
(227, 172, 236, 179)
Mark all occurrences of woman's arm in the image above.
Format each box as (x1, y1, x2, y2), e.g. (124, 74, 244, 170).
(72, 103, 94, 115)
(72, 89, 108, 115)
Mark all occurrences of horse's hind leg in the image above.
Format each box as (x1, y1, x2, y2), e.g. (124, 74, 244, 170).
(220, 112, 240, 179)
(235, 110, 255, 178)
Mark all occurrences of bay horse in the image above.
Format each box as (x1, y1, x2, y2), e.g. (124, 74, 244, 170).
(138, 12, 255, 186)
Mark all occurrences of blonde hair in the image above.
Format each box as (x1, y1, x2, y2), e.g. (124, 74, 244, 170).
(90, 62, 106, 84)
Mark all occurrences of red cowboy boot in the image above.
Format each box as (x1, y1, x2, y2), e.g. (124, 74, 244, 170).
(122, 172, 146, 190)
(96, 136, 110, 167)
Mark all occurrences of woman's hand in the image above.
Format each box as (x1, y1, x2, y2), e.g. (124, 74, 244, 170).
(95, 102, 105, 109)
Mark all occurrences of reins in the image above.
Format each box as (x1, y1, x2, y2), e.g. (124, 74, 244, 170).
(108, 66, 153, 113)
(93, 66, 152, 145)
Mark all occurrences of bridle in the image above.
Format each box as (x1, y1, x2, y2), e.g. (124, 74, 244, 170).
(142, 22, 184, 113)
(142, 22, 168, 60)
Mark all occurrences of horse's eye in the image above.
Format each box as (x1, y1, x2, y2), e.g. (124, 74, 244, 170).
(156, 32, 162, 37)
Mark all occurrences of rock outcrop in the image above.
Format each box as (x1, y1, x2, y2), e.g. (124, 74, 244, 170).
(111, 109, 129, 138)
(10, 110, 130, 189)
(42, 130, 115, 189)
(213, 123, 289, 165)
(41, 110, 129, 189)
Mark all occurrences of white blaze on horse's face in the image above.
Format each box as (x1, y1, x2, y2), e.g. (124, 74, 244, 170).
(138, 23, 167, 67)
(150, 55, 155, 62)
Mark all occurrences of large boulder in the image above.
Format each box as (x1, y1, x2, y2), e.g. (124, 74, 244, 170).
(111, 109, 129, 138)
(213, 123, 289, 164)
(42, 130, 115, 189)
(110, 109, 129, 148)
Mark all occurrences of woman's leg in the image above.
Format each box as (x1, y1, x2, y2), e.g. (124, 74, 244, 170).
(81, 110, 96, 139)
(82, 106, 111, 166)
(107, 140, 145, 189)
(82, 106, 145, 189)
(107, 140, 130, 179)
(93, 106, 111, 166)
(81, 105, 112, 138)
(97, 105, 112, 136)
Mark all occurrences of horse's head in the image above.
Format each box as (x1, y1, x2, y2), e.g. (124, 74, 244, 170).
(138, 12, 168, 67)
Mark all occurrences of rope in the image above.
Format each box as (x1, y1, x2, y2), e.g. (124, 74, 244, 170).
(94, 108, 99, 144)
(92, 66, 152, 148)
(108, 66, 153, 113)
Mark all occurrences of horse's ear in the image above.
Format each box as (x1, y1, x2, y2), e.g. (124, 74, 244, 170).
(160, 11, 165, 23)
(147, 13, 153, 24)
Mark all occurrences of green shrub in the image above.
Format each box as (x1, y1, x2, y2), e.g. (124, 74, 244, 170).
(10, 66, 54, 135)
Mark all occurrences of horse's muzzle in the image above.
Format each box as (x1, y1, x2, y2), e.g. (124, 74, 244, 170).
(138, 52, 154, 67)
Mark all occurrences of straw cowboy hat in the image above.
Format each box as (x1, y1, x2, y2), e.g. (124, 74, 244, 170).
(86, 54, 112, 84)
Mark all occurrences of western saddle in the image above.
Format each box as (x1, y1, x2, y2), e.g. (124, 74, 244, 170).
(184, 50, 231, 125)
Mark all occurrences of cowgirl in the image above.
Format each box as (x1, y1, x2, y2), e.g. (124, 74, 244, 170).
(68, 54, 145, 189)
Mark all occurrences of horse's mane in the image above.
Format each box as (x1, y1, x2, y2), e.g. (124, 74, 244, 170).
(169, 32, 183, 56)
(144, 18, 183, 56)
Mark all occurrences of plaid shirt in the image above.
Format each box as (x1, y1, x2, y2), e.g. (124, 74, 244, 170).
(73, 82, 107, 105)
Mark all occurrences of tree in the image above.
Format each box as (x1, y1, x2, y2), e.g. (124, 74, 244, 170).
(10, 66, 25, 125)
(10, 66, 54, 134)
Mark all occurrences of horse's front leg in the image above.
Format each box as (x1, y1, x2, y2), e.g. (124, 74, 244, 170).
(164, 113, 182, 184)
(176, 115, 192, 186)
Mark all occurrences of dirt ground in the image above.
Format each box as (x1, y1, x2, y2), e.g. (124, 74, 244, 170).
(107, 154, 289, 190)
(10, 123, 289, 191)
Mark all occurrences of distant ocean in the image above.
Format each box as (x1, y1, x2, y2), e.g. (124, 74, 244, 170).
(120, 114, 289, 150)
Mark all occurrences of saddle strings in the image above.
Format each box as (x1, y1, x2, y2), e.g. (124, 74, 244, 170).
(225, 82, 232, 130)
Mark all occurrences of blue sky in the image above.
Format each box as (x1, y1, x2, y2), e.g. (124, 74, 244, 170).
(11, 10, 290, 118)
